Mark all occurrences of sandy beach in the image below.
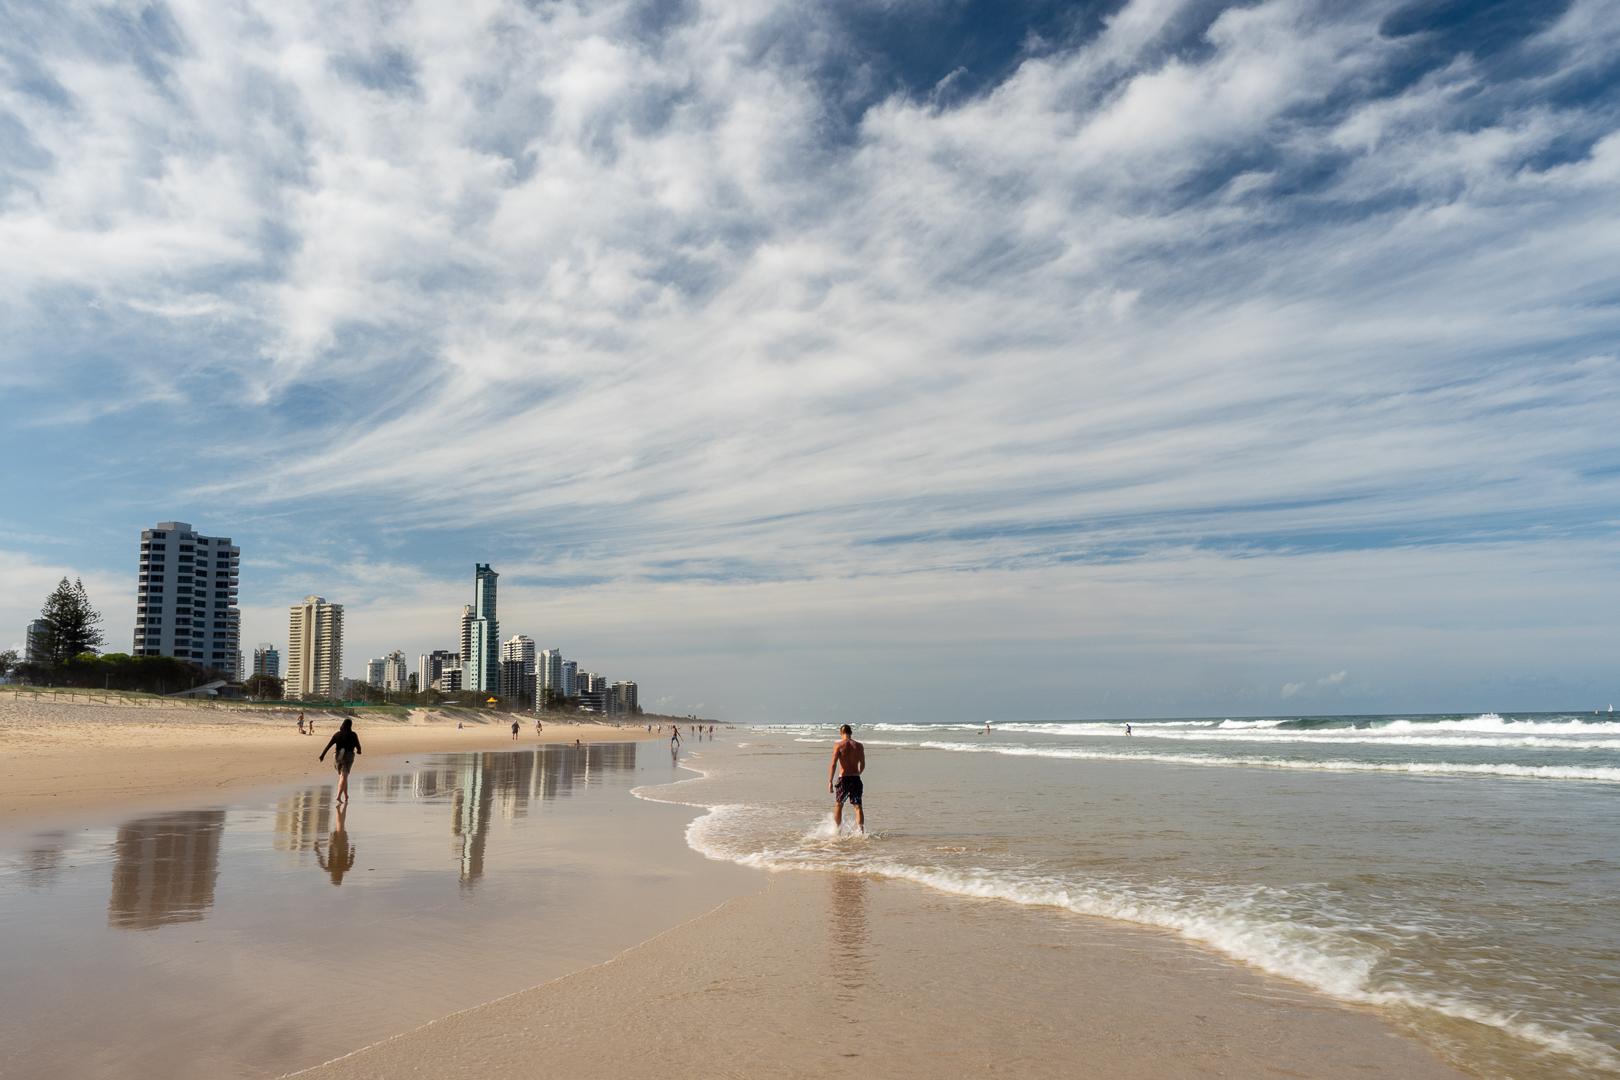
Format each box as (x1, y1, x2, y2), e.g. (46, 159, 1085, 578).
(0, 696, 1471, 1080)
(0, 689, 666, 828)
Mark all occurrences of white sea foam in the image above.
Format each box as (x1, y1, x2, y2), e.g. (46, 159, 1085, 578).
(852, 739, 1620, 783)
(677, 798, 1620, 1074)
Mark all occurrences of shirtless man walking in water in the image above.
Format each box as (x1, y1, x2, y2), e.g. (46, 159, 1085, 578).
(828, 724, 866, 833)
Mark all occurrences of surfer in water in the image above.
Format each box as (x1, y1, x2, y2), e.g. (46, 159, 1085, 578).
(828, 723, 866, 833)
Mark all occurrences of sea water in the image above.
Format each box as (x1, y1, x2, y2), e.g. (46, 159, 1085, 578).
(647, 714, 1620, 1079)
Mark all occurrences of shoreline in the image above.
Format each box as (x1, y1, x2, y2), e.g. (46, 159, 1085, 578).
(0, 692, 667, 831)
(0, 702, 1474, 1079)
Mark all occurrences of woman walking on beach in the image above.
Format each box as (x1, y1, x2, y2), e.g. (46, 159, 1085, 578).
(318, 718, 362, 804)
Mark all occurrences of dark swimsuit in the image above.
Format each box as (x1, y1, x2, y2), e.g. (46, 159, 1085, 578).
(835, 774, 863, 807)
(324, 729, 361, 773)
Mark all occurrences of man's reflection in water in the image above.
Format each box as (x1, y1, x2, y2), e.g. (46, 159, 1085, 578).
(829, 873, 873, 1010)
(316, 802, 355, 887)
(108, 810, 227, 929)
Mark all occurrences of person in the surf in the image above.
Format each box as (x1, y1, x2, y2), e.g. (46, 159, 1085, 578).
(828, 724, 866, 833)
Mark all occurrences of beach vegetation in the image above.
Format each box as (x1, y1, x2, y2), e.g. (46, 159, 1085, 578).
(244, 674, 284, 698)
(32, 577, 105, 666)
(0, 649, 16, 679)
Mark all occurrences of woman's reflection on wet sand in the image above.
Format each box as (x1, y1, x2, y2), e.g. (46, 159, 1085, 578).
(316, 802, 355, 886)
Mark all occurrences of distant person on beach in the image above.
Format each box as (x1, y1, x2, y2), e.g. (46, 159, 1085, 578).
(984, 721, 991, 735)
(828, 723, 866, 833)
(318, 718, 362, 804)
(297, 713, 305, 735)
(511, 720, 520, 741)
(536, 720, 542, 735)
(1125, 723, 1132, 736)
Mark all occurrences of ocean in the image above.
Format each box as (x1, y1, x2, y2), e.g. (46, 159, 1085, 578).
(647, 713, 1620, 1079)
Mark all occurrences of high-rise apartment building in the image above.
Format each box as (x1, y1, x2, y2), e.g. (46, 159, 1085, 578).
(252, 643, 280, 678)
(25, 619, 49, 664)
(501, 635, 535, 707)
(561, 659, 577, 698)
(132, 522, 240, 676)
(365, 657, 387, 688)
(419, 649, 458, 692)
(382, 650, 408, 692)
(538, 648, 563, 700)
(465, 565, 500, 693)
(613, 680, 638, 714)
(458, 605, 474, 668)
(286, 595, 343, 700)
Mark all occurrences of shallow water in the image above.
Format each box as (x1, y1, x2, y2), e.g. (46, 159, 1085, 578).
(656, 715, 1620, 1079)
(0, 743, 754, 1079)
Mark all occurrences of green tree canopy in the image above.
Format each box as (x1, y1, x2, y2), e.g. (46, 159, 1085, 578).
(36, 577, 105, 666)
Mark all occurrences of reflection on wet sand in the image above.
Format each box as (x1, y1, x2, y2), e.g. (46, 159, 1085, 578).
(828, 874, 873, 1007)
(316, 803, 355, 886)
(274, 786, 332, 852)
(269, 744, 641, 887)
(108, 810, 227, 930)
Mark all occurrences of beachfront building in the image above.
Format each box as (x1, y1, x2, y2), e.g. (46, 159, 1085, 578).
(537, 648, 563, 705)
(419, 649, 458, 692)
(383, 650, 408, 692)
(612, 680, 638, 714)
(458, 605, 474, 669)
(434, 666, 463, 692)
(252, 643, 280, 679)
(465, 565, 500, 693)
(24, 618, 48, 664)
(561, 659, 577, 698)
(286, 595, 343, 700)
(578, 685, 606, 714)
(365, 657, 386, 688)
(501, 635, 536, 707)
(132, 521, 241, 676)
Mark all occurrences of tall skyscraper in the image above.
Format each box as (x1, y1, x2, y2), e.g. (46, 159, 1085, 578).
(613, 680, 638, 714)
(133, 522, 241, 676)
(465, 564, 499, 693)
(364, 657, 387, 688)
(286, 595, 343, 700)
(560, 659, 577, 698)
(252, 643, 280, 678)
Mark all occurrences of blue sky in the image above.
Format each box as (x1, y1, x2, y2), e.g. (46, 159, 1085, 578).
(3, 0, 1620, 720)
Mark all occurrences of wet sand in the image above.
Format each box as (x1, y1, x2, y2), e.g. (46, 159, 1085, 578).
(297, 871, 1469, 1080)
(0, 743, 757, 1079)
(0, 691, 664, 828)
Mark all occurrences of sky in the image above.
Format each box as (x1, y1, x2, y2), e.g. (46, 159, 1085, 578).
(3, 0, 1619, 721)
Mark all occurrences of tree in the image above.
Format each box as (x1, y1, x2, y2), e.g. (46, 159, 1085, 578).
(0, 649, 16, 679)
(244, 674, 284, 699)
(35, 577, 104, 666)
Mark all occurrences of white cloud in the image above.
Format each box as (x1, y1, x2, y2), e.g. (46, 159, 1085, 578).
(3, 0, 1619, 717)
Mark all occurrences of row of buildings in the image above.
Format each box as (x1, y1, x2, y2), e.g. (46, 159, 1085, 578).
(368, 565, 639, 714)
(120, 527, 640, 710)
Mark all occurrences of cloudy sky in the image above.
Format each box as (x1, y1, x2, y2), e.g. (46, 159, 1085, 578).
(3, 0, 1619, 720)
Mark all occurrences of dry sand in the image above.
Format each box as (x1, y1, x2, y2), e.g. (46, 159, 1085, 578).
(294, 871, 1470, 1080)
(0, 689, 661, 829)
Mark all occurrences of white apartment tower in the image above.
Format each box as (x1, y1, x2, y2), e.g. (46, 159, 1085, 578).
(383, 650, 408, 692)
(133, 522, 241, 675)
(538, 648, 563, 699)
(560, 659, 578, 698)
(287, 595, 343, 700)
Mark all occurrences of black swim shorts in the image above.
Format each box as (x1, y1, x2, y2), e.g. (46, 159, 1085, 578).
(835, 774, 863, 807)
